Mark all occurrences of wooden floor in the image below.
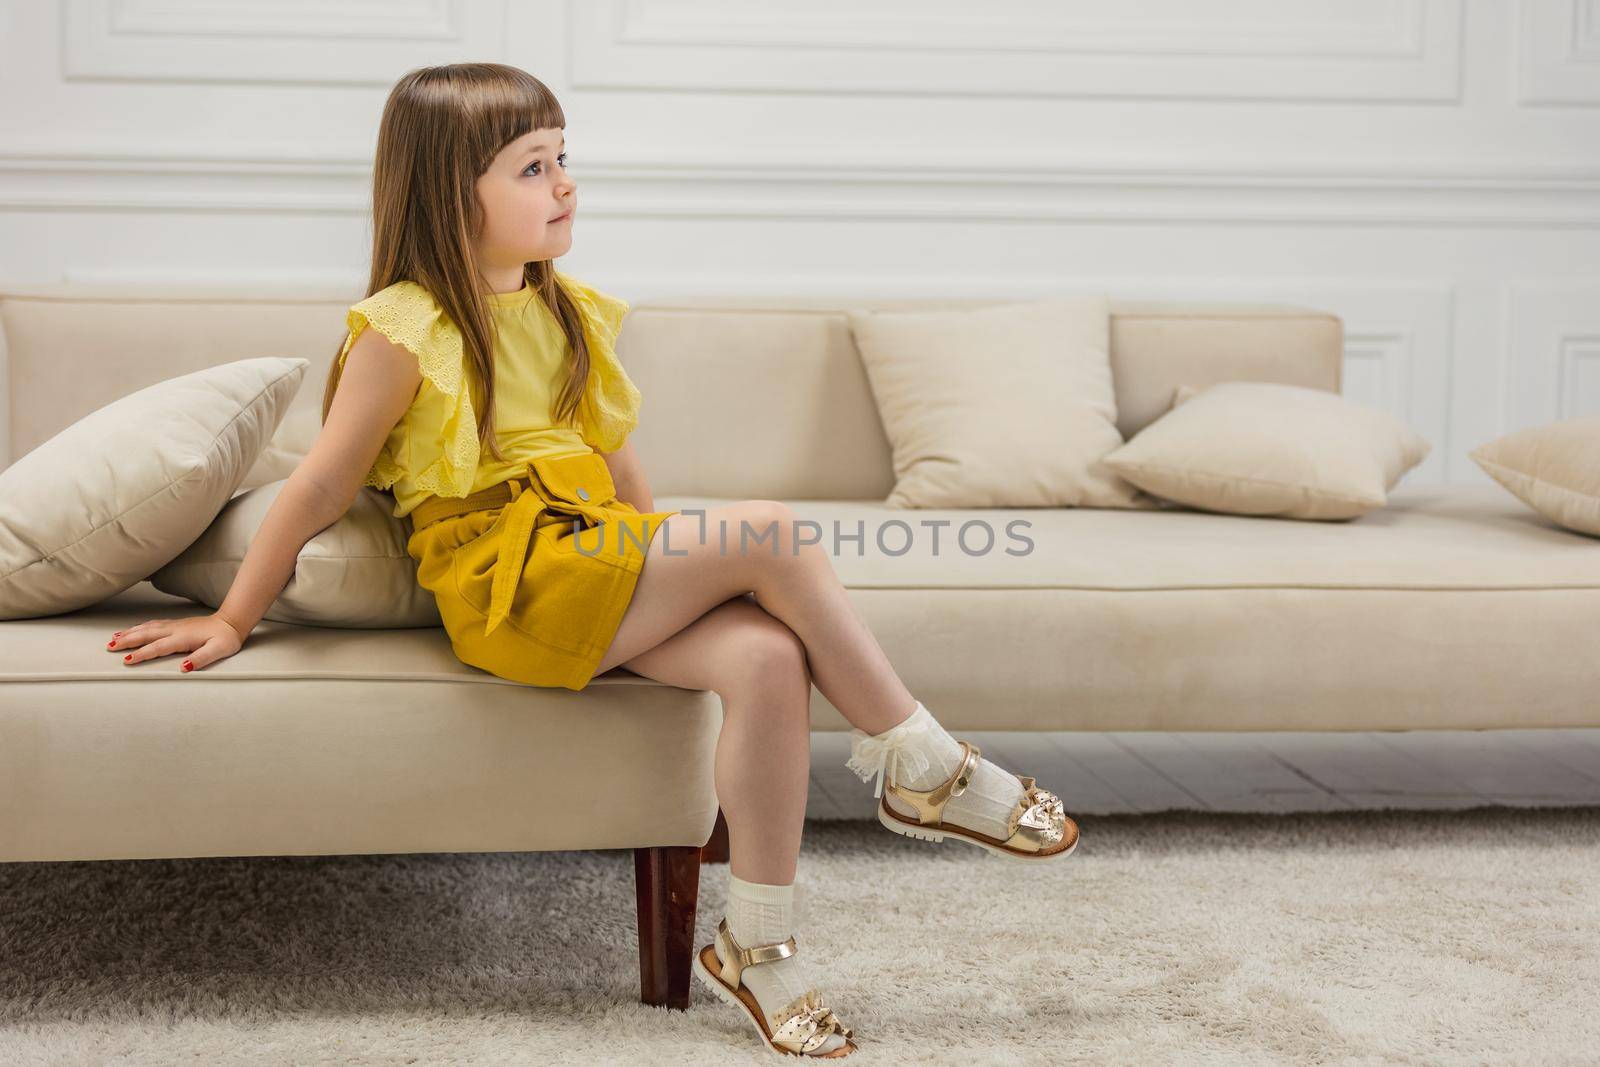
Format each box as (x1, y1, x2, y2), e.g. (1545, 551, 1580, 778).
(804, 729, 1600, 817)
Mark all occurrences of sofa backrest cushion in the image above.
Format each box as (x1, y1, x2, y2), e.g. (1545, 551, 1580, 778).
(0, 287, 1341, 501)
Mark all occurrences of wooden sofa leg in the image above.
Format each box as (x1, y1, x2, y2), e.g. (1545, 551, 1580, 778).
(701, 808, 730, 864)
(633, 844, 702, 1009)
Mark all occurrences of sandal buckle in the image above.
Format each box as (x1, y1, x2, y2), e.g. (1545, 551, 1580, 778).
(946, 741, 980, 799)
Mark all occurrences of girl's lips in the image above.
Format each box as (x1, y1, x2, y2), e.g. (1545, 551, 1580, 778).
(551, 211, 573, 222)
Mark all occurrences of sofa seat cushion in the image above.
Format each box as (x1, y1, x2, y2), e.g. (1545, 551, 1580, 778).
(651, 486, 1599, 733)
(0, 582, 721, 863)
(655, 485, 1596, 591)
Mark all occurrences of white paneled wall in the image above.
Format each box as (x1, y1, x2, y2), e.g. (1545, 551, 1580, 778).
(2, 0, 1598, 484)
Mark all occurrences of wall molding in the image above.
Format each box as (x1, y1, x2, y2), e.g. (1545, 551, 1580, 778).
(3, 147, 1599, 227)
(1560, 340, 1600, 419)
(1506, 281, 1600, 428)
(572, 0, 1463, 103)
(1518, 0, 1600, 106)
(62, 0, 507, 85)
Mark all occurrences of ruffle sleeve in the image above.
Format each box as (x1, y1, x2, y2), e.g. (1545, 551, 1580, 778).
(557, 271, 642, 453)
(338, 280, 480, 499)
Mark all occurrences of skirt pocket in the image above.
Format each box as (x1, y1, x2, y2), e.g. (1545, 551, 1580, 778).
(449, 513, 638, 659)
(415, 495, 682, 690)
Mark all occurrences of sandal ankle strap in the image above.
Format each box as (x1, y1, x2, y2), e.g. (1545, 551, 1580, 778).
(716, 917, 797, 990)
(885, 740, 981, 825)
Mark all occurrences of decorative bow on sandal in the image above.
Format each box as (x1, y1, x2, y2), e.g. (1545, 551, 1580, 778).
(770, 988, 854, 1055)
(1008, 776, 1069, 848)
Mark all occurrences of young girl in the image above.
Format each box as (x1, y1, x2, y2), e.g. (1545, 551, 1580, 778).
(104, 62, 1077, 1058)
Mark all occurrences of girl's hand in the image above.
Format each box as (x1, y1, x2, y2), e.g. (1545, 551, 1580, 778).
(106, 614, 246, 672)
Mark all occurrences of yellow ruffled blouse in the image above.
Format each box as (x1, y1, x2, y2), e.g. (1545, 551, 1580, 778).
(336, 271, 640, 519)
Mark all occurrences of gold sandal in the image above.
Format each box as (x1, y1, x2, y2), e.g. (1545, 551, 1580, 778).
(691, 917, 859, 1057)
(878, 740, 1080, 860)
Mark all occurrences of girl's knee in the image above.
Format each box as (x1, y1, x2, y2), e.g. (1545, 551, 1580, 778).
(715, 616, 809, 698)
(728, 499, 825, 569)
(741, 499, 796, 525)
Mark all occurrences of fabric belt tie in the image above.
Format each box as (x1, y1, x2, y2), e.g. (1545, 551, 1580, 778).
(484, 475, 544, 639)
(409, 453, 612, 641)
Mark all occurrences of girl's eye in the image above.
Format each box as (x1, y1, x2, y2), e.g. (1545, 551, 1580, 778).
(523, 153, 569, 177)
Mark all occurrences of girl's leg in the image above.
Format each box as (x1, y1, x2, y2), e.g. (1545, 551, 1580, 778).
(600, 501, 1039, 844)
(613, 590, 850, 1055)
(615, 590, 811, 885)
(596, 501, 914, 735)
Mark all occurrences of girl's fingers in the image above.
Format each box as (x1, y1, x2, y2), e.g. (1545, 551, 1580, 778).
(108, 621, 157, 649)
(122, 634, 184, 664)
(183, 638, 221, 672)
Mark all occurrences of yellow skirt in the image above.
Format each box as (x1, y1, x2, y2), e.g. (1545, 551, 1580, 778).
(405, 451, 681, 691)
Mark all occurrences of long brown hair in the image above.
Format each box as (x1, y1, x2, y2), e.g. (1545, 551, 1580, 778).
(321, 62, 594, 466)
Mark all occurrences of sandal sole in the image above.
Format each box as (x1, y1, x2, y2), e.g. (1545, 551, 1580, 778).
(877, 794, 1080, 861)
(691, 943, 859, 1058)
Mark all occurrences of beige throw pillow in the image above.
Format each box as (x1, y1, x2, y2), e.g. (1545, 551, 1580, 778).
(1469, 416, 1600, 537)
(151, 479, 440, 627)
(846, 295, 1156, 509)
(238, 402, 324, 496)
(0, 357, 307, 618)
(1102, 381, 1431, 520)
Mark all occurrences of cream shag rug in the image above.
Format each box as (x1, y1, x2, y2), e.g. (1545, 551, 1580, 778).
(2, 807, 1597, 1066)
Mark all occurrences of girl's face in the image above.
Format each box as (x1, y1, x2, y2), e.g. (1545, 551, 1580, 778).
(473, 126, 577, 273)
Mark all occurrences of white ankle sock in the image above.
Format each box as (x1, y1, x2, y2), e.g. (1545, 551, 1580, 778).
(721, 872, 846, 1055)
(844, 699, 1026, 842)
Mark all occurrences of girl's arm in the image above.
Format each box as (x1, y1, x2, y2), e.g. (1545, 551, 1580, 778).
(599, 439, 655, 513)
(213, 329, 424, 641)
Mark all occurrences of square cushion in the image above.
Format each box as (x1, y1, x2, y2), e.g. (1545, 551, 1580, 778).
(150, 479, 440, 627)
(1470, 416, 1600, 537)
(0, 358, 307, 618)
(1102, 381, 1431, 520)
(846, 296, 1156, 509)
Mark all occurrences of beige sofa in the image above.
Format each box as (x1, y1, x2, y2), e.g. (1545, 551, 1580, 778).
(4, 286, 1597, 1010)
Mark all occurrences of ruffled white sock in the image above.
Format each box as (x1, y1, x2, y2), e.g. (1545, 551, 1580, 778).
(845, 699, 1027, 842)
(721, 872, 847, 1055)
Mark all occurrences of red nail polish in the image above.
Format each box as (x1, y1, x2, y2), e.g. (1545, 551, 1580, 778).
(182, 661, 193, 672)
(107, 641, 116, 648)
(123, 654, 132, 661)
